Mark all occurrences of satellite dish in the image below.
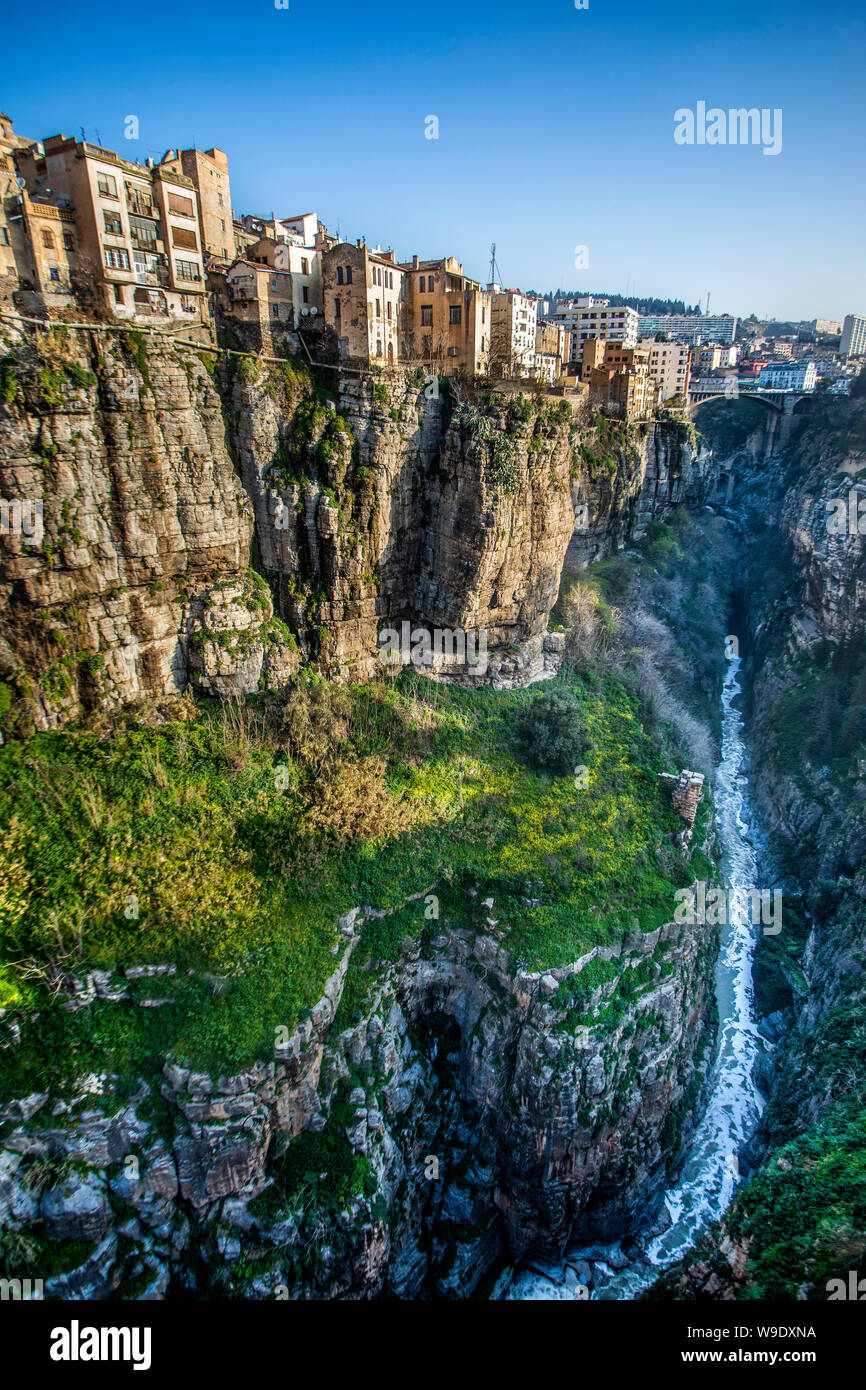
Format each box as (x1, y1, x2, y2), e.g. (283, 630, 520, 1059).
(301, 307, 310, 317)
(309, 306, 318, 316)
(16, 175, 25, 189)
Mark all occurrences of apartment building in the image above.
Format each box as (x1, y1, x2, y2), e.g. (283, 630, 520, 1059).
(840, 314, 866, 358)
(813, 319, 842, 337)
(323, 241, 404, 364)
(489, 286, 536, 377)
(639, 338, 691, 402)
(581, 339, 661, 420)
(156, 147, 233, 265)
(398, 254, 490, 374)
(534, 320, 566, 385)
(15, 134, 208, 323)
(550, 297, 639, 361)
(759, 361, 817, 391)
(637, 312, 738, 346)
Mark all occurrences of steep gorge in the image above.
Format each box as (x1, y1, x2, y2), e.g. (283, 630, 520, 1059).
(0, 320, 756, 1301)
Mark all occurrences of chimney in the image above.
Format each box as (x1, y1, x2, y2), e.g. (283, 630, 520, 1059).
(412, 254, 419, 269)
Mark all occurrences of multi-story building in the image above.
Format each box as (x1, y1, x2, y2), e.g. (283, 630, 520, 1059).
(549, 297, 639, 362)
(156, 147, 233, 265)
(759, 361, 817, 391)
(812, 318, 842, 336)
(322, 240, 405, 364)
(398, 254, 490, 374)
(581, 340, 661, 420)
(636, 312, 738, 346)
(15, 134, 208, 324)
(840, 314, 866, 358)
(489, 286, 537, 377)
(639, 338, 691, 402)
(534, 320, 566, 385)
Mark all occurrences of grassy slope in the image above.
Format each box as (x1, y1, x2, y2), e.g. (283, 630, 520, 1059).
(0, 669, 701, 1097)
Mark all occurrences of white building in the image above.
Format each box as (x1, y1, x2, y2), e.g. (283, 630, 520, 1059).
(840, 314, 866, 358)
(550, 297, 639, 360)
(489, 286, 537, 377)
(759, 361, 817, 391)
(639, 339, 691, 402)
(637, 312, 738, 346)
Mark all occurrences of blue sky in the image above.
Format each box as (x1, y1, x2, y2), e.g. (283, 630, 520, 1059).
(5, 0, 864, 320)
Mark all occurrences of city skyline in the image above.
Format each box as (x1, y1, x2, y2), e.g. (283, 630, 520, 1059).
(4, 0, 865, 321)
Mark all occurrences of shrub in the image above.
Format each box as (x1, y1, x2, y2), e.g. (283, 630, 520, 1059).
(518, 688, 588, 774)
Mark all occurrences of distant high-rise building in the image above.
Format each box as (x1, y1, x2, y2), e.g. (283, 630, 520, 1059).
(840, 314, 866, 358)
(637, 312, 738, 346)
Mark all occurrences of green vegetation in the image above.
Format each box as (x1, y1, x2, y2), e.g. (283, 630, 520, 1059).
(517, 687, 588, 773)
(0, 668, 695, 1093)
(725, 1103, 866, 1299)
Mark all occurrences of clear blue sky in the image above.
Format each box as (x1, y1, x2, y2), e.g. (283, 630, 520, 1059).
(5, 0, 864, 320)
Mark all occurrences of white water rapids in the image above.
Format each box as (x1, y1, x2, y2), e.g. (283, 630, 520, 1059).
(495, 657, 766, 1300)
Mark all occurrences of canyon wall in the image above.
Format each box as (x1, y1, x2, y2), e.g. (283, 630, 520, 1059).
(0, 322, 712, 729)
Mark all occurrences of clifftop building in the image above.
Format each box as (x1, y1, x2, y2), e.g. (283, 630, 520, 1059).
(13, 133, 208, 324)
(399, 255, 490, 375)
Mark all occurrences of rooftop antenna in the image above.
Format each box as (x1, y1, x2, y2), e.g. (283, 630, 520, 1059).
(706, 291, 711, 315)
(489, 241, 502, 286)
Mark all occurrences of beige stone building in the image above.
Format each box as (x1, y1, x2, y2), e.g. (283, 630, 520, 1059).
(639, 338, 691, 403)
(581, 339, 661, 420)
(398, 255, 490, 375)
(322, 241, 405, 364)
(156, 147, 233, 265)
(14, 134, 208, 324)
(219, 259, 295, 353)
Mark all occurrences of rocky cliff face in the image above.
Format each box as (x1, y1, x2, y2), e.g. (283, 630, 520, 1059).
(0, 886, 716, 1300)
(649, 386, 866, 1301)
(1, 323, 710, 730)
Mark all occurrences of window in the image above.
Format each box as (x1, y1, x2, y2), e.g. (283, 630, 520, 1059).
(449, 305, 462, 325)
(421, 305, 433, 326)
(168, 192, 195, 217)
(171, 225, 198, 251)
(104, 247, 131, 269)
(128, 214, 156, 245)
(302, 286, 309, 304)
(272, 304, 279, 318)
(113, 285, 124, 304)
(218, 193, 224, 207)
(419, 275, 425, 291)
(41, 229, 55, 249)
(376, 299, 381, 318)
(333, 297, 341, 318)
(301, 257, 309, 275)
(0, 228, 9, 245)
(345, 265, 352, 285)
(389, 272, 393, 289)
(271, 277, 278, 290)
(174, 258, 200, 281)
(103, 211, 123, 235)
(422, 334, 432, 354)
(220, 219, 226, 232)
(97, 172, 118, 198)
(63, 233, 75, 252)
(387, 301, 391, 320)
(336, 266, 344, 285)
(49, 267, 60, 282)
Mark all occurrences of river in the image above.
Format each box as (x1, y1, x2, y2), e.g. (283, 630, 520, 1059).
(495, 656, 766, 1300)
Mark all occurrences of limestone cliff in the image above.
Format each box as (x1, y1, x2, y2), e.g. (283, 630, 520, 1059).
(1, 323, 710, 730)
